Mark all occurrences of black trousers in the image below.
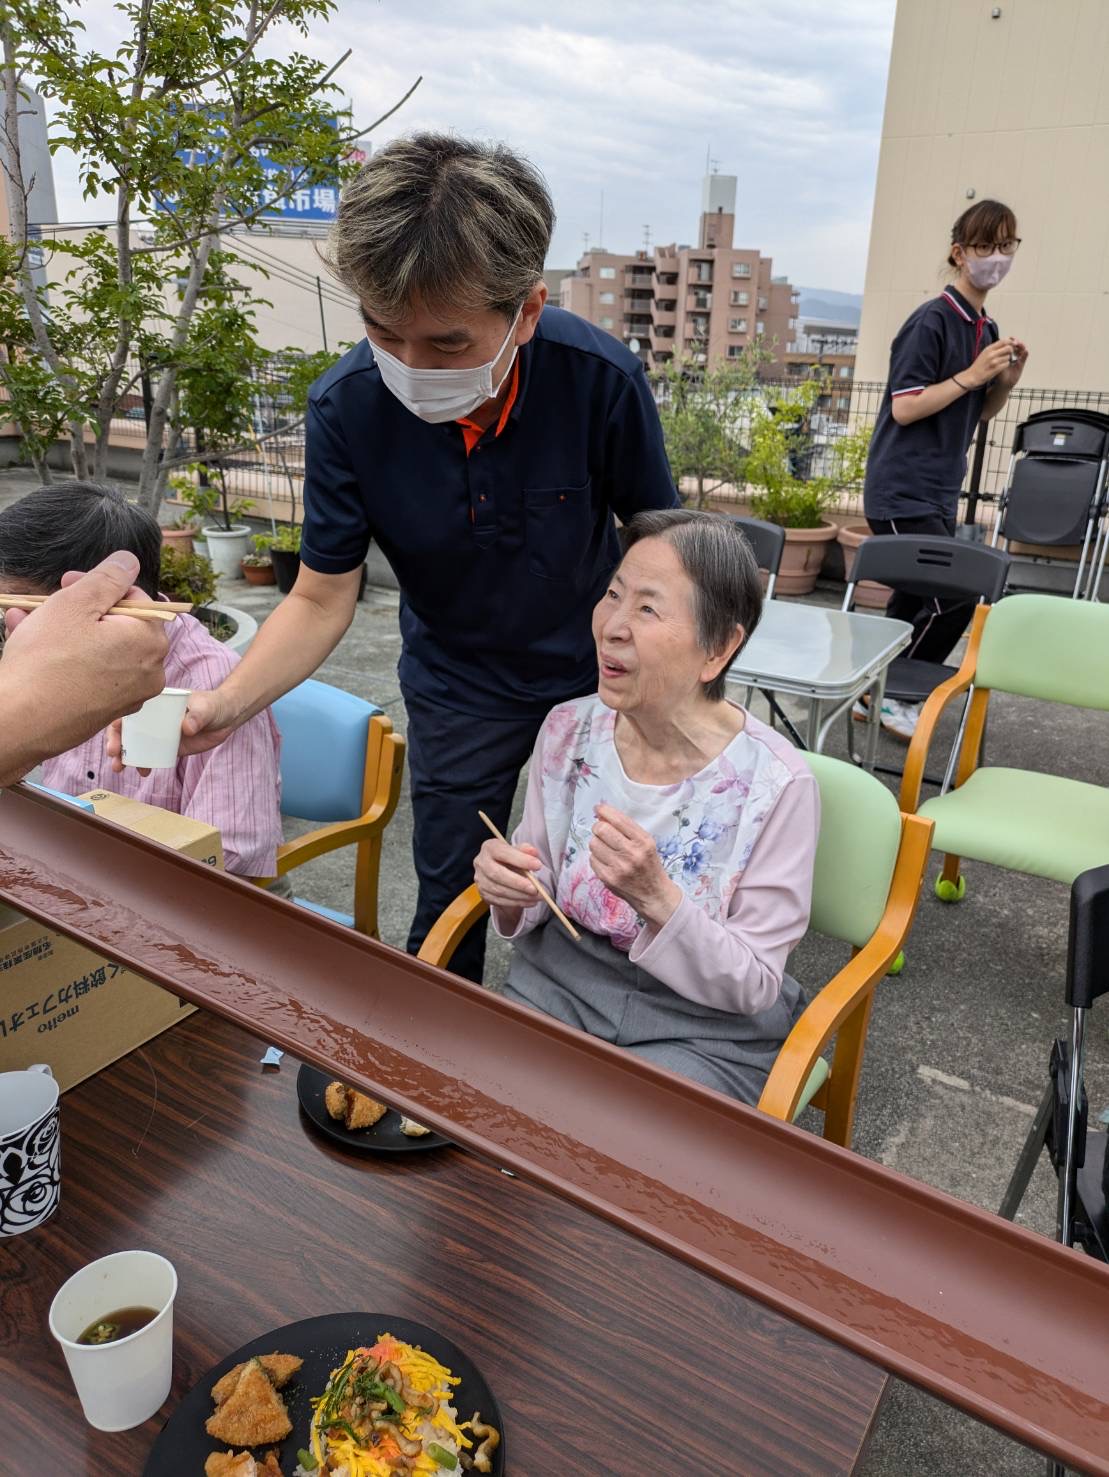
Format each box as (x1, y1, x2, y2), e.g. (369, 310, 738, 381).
(866, 512, 976, 668)
(402, 685, 548, 983)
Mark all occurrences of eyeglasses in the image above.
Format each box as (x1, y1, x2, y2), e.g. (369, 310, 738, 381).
(964, 238, 1022, 257)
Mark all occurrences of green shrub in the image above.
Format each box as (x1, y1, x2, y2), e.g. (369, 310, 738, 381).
(159, 545, 218, 608)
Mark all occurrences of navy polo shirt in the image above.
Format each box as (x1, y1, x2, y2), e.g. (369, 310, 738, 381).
(300, 305, 678, 718)
(864, 286, 999, 521)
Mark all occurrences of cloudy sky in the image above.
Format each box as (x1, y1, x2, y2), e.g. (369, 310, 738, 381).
(49, 0, 897, 293)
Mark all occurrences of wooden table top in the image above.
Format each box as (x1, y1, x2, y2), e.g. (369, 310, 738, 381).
(0, 1013, 888, 1475)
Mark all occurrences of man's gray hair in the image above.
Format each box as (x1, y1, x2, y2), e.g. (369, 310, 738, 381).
(324, 132, 555, 321)
(621, 509, 763, 702)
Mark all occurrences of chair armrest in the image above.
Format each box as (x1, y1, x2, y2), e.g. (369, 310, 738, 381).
(417, 884, 490, 969)
(758, 812, 934, 1129)
(276, 812, 386, 874)
(899, 603, 989, 813)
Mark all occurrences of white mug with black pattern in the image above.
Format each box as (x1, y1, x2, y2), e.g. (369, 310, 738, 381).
(0, 1063, 60, 1237)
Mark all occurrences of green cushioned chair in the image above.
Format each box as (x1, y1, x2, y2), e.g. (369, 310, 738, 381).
(420, 752, 933, 1150)
(901, 594, 1109, 899)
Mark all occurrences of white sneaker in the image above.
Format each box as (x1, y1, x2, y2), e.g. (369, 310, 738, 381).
(851, 695, 920, 741)
(879, 699, 920, 742)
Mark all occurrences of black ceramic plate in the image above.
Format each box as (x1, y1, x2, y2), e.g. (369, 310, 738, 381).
(144, 1311, 505, 1475)
(297, 1063, 450, 1153)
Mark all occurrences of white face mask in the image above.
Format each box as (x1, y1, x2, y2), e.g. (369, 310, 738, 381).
(963, 253, 1013, 290)
(369, 311, 522, 424)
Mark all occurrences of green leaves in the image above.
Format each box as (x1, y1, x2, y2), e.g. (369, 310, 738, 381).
(0, 0, 413, 507)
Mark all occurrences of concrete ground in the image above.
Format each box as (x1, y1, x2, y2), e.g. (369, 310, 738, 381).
(2, 467, 1106, 1473)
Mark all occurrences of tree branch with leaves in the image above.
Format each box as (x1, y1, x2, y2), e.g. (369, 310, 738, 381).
(0, 0, 418, 510)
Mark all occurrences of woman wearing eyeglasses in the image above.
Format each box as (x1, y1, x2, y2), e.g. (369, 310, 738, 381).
(861, 199, 1027, 740)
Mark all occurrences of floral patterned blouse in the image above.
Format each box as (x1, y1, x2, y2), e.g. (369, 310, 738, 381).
(492, 695, 820, 1016)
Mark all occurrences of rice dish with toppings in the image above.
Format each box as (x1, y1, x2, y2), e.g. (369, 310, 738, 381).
(292, 1333, 498, 1475)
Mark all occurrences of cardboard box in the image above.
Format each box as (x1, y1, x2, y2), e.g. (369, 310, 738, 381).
(0, 792, 224, 1091)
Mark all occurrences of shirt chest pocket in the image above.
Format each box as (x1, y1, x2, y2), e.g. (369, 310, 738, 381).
(523, 478, 593, 581)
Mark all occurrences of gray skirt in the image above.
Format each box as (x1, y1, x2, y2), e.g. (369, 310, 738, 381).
(503, 920, 805, 1107)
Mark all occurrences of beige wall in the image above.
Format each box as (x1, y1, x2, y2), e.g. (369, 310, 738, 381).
(856, 0, 1109, 391)
(35, 225, 361, 356)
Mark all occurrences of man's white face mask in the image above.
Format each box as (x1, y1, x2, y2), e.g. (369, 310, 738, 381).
(368, 310, 522, 424)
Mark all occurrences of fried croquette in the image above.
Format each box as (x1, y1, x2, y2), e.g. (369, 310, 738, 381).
(323, 1079, 348, 1121)
(204, 1453, 260, 1476)
(204, 1452, 282, 1477)
(210, 1352, 303, 1406)
(204, 1359, 292, 1447)
(344, 1088, 387, 1131)
(324, 1079, 389, 1131)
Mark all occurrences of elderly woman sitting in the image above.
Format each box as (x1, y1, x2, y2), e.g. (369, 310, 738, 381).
(474, 508, 820, 1105)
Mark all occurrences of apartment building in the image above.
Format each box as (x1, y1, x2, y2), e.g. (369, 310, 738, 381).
(560, 173, 798, 373)
(783, 316, 858, 405)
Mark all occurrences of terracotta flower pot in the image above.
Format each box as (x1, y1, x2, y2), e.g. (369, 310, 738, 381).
(240, 561, 275, 586)
(837, 522, 893, 610)
(161, 526, 195, 557)
(776, 519, 838, 596)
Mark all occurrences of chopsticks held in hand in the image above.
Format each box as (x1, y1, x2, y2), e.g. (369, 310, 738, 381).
(0, 594, 189, 624)
(478, 809, 581, 942)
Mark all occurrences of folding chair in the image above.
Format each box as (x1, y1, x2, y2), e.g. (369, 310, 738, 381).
(418, 752, 933, 1150)
(901, 595, 1109, 901)
(730, 515, 794, 724)
(998, 865, 1109, 1475)
(268, 679, 405, 939)
(842, 535, 1010, 786)
(731, 515, 785, 600)
(991, 408, 1109, 600)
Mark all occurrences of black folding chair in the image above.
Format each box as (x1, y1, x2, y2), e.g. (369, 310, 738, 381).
(999, 865, 1109, 1475)
(730, 516, 804, 739)
(731, 515, 785, 600)
(991, 408, 1109, 600)
(841, 535, 1011, 786)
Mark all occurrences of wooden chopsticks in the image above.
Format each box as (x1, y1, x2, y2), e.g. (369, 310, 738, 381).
(478, 809, 581, 942)
(0, 594, 190, 623)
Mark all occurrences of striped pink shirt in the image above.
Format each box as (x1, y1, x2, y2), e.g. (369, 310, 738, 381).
(42, 612, 282, 878)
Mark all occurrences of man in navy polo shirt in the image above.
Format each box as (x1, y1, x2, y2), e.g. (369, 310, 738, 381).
(168, 133, 677, 980)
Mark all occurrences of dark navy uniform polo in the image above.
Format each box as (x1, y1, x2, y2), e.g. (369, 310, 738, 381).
(300, 305, 677, 719)
(864, 285, 999, 521)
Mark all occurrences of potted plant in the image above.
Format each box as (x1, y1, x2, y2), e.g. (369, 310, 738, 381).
(157, 545, 257, 654)
(158, 545, 220, 609)
(818, 423, 892, 608)
(265, 523, 302, 594)
(200, 464, 255, 578)
(745, 381, 837, 596)
(164, 470, 220, 559)
(241, 535, 275, 586)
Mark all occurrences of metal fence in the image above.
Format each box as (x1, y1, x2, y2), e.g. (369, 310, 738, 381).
(109, 355, 309, 521)
(665, 377, 1109, 524)
(114, 360, 1109, 527)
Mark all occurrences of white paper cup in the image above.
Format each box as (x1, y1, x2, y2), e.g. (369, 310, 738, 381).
(0, 1063, 60, 1237)
(49, 1249, 177, 1430)
(120, 687, 190, 769)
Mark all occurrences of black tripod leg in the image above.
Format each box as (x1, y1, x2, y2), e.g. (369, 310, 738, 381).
(999, 1081, 1054, 1220)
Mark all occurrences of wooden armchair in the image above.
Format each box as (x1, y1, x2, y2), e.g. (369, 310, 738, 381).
(419, 753, 932, 1149)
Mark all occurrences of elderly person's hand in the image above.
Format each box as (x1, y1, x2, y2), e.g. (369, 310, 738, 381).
(474, 837, 544, 920)
(590, 803, 682, 928)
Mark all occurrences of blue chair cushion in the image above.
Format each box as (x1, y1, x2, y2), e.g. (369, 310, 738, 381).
(26, 783, 96, 811)
(272, 679, 381, 822)
(292, 896, 355, 928)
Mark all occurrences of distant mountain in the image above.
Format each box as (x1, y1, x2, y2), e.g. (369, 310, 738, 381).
(796, 288, 863, 325)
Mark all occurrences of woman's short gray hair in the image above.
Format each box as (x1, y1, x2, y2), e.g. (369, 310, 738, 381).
(621, 509, 763, 702)
(323, 132, 555, 322)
